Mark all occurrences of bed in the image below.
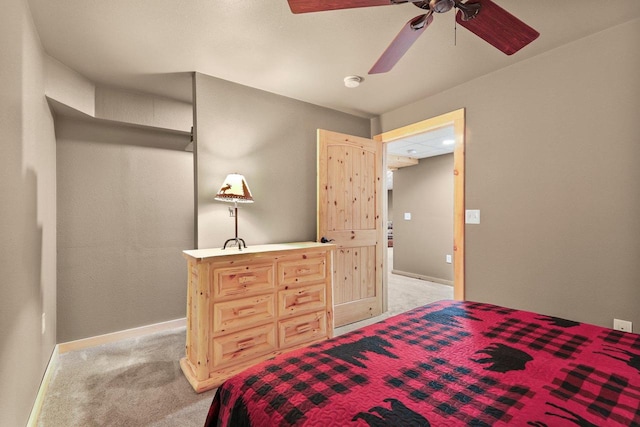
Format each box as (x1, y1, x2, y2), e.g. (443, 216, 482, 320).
(204, 300, 640, 426)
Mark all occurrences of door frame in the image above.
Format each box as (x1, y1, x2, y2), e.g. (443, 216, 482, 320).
(373, 108, 466, 309)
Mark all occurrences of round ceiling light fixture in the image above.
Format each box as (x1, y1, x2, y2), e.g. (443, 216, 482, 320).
(344, 75, 363, 88)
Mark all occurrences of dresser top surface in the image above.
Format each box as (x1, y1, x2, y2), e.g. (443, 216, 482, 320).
(183, 241, 335, 261)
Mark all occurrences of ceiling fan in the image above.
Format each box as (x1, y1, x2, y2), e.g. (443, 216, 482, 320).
(286, 0, 539, 74)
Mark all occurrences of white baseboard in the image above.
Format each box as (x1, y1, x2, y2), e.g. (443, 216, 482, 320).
(392, 269, 454, 287)
(27, 345, 59, 427)
(58, 317, 186, 354)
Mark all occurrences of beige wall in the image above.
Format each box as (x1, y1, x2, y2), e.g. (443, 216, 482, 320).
(94, 85, 192, 132)
(0, 0, 58, 424)
(56, 118, 194, 342)
(373, 19, 640, 330)
(194, 73, 370, 249)
(393, 154, 453, 284)
(44, 55, 96, 116)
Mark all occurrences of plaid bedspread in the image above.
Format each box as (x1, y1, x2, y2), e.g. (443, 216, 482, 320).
(204, 300, 640, 426)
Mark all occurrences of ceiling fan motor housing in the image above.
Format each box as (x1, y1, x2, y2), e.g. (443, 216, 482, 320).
(429, 0, 455, 13)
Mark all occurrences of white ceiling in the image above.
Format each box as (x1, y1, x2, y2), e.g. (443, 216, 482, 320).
(386, 125, 454, 189)
(388, 125, 455, 159)
(27, 1, 640, 118)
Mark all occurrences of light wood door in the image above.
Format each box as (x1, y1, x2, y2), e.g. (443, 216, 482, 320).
(317, 129, 383, 327)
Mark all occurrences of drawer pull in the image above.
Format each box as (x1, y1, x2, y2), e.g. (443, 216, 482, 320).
(238, 275, 257, 284)
(296, 295, 314, 304)
(237, 338, 256, 350)
(237, 307, 256, 317)
(296, 324, 312, 333)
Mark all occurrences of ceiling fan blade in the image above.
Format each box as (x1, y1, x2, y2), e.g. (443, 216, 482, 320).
(455, 0, 539, 55)
(369, 13, 433, 74)
(287, 0, 394, 14)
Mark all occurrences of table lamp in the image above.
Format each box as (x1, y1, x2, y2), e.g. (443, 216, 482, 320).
(215, 173, 254, 250)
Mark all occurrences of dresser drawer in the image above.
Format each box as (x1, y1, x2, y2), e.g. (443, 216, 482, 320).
(212, 294, 275, 334)
(213, 263, 274, 298)
(211, 323, 276, 369)
(278, 311, 327, 349)
(278, 254, 326, 286)
(278, 283, 326, 317)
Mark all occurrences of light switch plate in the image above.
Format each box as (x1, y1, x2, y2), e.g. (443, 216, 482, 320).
(465, 209, 480, 224)
(404, 212, 411, 220)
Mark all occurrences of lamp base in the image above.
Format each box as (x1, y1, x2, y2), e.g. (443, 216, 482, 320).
(222, 237, 247, 250)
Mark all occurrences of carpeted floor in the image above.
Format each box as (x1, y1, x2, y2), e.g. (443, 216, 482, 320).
(37, 250, 452, 426)
(37, 328, 216, 427)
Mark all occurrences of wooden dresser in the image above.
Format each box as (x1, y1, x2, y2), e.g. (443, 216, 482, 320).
(180, 242, 335, 393)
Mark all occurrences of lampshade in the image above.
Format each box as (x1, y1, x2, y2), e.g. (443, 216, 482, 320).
(215, 173, 254, 203)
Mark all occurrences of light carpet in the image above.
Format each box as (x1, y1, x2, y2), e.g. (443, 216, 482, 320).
(38, 262, 452, 426)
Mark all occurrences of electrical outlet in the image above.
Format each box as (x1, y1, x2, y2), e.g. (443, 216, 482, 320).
(41, 313, 46, 334)
(446, 254, 452, 264)
(613, 319, 632, 333)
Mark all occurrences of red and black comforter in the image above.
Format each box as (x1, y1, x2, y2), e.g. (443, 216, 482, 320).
(205, 300, 640, 426)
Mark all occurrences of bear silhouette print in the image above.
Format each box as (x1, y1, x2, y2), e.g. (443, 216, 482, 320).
(595, 345, 640, 373)
(324, 336, 398, 368)
(471, 343, 533, 372)
(353, 398, 430, 427)
(535, 315, 580, 328)
(422, 305, 482, 328)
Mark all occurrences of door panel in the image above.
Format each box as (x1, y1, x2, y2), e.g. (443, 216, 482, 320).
(317, 129, 383, 327)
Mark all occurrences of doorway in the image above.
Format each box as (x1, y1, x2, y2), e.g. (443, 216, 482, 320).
(374, 108, 465, 310)
(386, 126, 455, 284)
